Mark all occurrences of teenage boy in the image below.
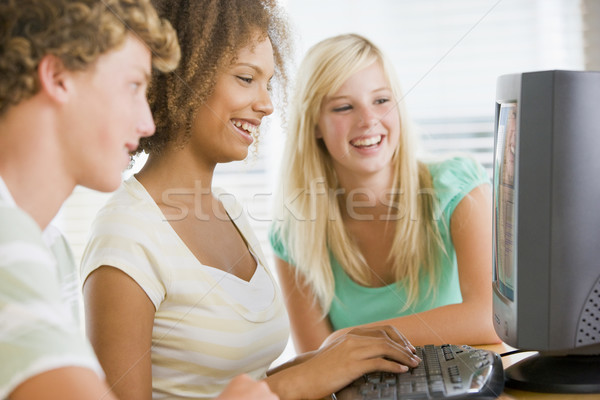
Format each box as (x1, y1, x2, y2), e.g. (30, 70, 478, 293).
(0, 0, 179, 398)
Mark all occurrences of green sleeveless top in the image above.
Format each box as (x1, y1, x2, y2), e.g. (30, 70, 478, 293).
(270, 156, 490, 330)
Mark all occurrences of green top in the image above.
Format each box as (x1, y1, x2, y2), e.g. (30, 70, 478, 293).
(269, 156, 490, 330)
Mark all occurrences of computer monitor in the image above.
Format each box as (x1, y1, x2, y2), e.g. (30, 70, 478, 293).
(492, 70, 600, 393)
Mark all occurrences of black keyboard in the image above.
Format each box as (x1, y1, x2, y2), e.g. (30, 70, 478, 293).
(334, 344, 504, 400)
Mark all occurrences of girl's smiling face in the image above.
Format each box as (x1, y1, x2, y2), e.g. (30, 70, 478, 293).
(189, 34, 275, 165)
(317, 61, 400, 183)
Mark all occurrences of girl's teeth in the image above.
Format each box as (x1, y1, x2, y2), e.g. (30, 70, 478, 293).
(352, 135, 382, 147)
(233, 120, 257, 134)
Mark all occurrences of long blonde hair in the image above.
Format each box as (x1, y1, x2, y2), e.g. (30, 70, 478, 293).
(272, 33, 446, 314)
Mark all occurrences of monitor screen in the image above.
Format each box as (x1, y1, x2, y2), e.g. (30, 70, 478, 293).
(493, 103, 517, 302)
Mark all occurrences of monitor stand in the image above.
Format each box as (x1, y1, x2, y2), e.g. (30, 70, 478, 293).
(505, 353, 600, 393)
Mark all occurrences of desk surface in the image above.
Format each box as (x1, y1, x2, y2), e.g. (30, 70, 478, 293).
(478, 343, 600, 400)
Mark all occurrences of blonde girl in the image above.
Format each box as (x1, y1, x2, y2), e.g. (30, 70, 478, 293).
(271, 33, 500, 352)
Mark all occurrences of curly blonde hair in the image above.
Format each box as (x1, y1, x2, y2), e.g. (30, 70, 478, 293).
(0, 0, 180, 117)
(139, 0, 291, 156)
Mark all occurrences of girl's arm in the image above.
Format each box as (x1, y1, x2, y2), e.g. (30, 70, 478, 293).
(83, 266, 155, 400)
(274, 256, 333, 353)
(281, 184, 500, 351)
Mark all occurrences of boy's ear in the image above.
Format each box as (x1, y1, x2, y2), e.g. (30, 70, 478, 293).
(37, 54, 71, 103)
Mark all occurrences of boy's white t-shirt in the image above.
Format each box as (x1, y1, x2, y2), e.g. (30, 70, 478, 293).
(0, 176, 103, 399)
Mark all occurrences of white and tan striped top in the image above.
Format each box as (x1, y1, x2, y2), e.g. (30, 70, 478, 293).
(81, 177, 289, 399)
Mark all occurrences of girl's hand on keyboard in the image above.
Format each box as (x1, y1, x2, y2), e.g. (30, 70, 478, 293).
(271, 325, 421, 400)
(323, 326, 418, 355)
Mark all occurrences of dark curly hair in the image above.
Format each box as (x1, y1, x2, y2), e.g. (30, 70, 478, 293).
(0, 0, 180, 117)
(140, 0, 292, 156)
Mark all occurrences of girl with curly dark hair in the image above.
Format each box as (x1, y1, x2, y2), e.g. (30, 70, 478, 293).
(81, 1, 420, 399)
